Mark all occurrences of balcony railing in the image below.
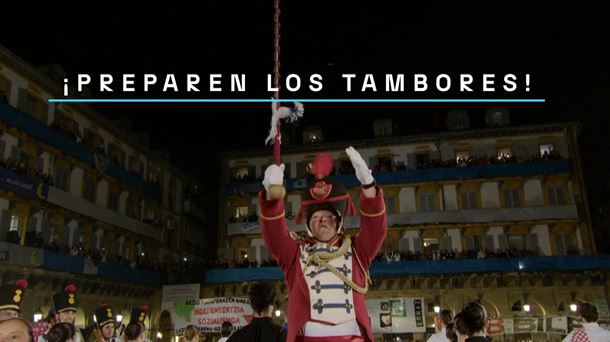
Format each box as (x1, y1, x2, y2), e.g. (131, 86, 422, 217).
(226, 159, 571, 195)
(0, 242, 160, 286)
(204, 255, 610, 284)
(0, 102, 161, 198)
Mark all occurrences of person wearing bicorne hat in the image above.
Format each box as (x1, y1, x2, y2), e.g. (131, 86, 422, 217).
(259, 147, 387, 342)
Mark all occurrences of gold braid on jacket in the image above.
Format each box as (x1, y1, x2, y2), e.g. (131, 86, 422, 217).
(303, 235, 371, 294)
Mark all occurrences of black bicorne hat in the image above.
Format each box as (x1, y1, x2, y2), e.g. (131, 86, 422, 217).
(296, 154, 355, 236)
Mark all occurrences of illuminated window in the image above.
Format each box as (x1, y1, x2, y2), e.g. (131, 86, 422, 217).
(235, 206, 249, 218)
(539, 144, 554, 156)
(455, 150, 470, 163)
(497, 147, 512, 159)
(9, 215, 22, 232)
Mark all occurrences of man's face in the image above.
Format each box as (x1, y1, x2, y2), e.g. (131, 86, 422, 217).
(434, 316, 443, 331)
(101, 323, 115, 339)
(0, 309, 19, 321)
(58, 310, 76, 324)
(309, 210, 338, 242)
(0, 319, 31, 342)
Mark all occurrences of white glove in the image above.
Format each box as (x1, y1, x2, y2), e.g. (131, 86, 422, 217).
(345, 146, 375, 186)
(262, 163, 285, 192)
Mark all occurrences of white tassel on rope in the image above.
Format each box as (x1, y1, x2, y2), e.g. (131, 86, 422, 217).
(265, 101, 305, 145)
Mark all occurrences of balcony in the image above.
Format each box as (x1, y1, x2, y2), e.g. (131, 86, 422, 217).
(226, 159, 571, 195)
(227, 205, 578, 236)
(0, 102, 161, 199)
(204, 255, 610, 284)
(0, 242, 160, 286)
(47, 186, 162, 241)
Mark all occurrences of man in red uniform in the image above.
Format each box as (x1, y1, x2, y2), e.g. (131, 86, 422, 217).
(259, 146, 387, 342)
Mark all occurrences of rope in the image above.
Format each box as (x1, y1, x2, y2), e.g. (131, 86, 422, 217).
(304, 236, 372, 294)
(272, 0, 282, 164)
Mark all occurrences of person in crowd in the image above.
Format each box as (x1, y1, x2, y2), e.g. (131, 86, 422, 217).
(0, 279, 28, 321)
(453, 313, 468, 342)
(427, 309, 453, 342)
(45, 323, 76, 342)
(445, 323, 457, 342)
(182, 325, 198, 342)
(562, 302, 610, 342)
(92, 304, 117, 342)
(460, 302, 488, 342)
(218, 322, 233, 342)
(227, 281, 286, 342)
(0, 318, 34, 342)
(124, 321, 146, 342)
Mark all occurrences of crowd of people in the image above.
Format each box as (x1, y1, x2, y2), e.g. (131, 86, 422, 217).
(0, 281, 153, 342)
(0, 157, 53, 185)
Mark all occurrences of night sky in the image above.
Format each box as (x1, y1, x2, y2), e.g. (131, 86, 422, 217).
(2, 2, 610, 238)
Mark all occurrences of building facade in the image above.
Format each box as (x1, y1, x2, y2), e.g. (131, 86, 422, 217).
(213, 117, 609, 341)
(0, 45, 208, 338)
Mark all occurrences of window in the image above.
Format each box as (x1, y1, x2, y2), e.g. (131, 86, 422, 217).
(9, 215, 22, 232)
(460, 192, 478, 209)
(384, 196, 396, 214)
(423, 238, 439, 252)
(233, 167, 250, 180)
(509, 235, 525, 251)
(547, 186, 567, 205)
(20, 152, 33, 169)
(0, 73, 12, 103)
(235, 206, 248, 219)
(17, 89, 47, 122)
(377, 156, 393, 172)
(83, 175, 96, 201)
(455, 150, 470, 164)
(108, 189, 119, 211)
(497, 147, 512, 159)
(555, 232, 572, 255)
(467, 236, 481, 251)
(415, 153, 431, 169)
(419, 193, 436, 212)
(53, 163, 70, 191)
(503, 188, 521, 207)
(108, 143, 125, 167)
(539, 143, 554, 156)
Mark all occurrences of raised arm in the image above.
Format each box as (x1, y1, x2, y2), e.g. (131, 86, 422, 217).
(259, 164, 299, 273)
(345, 146, 387, 266)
